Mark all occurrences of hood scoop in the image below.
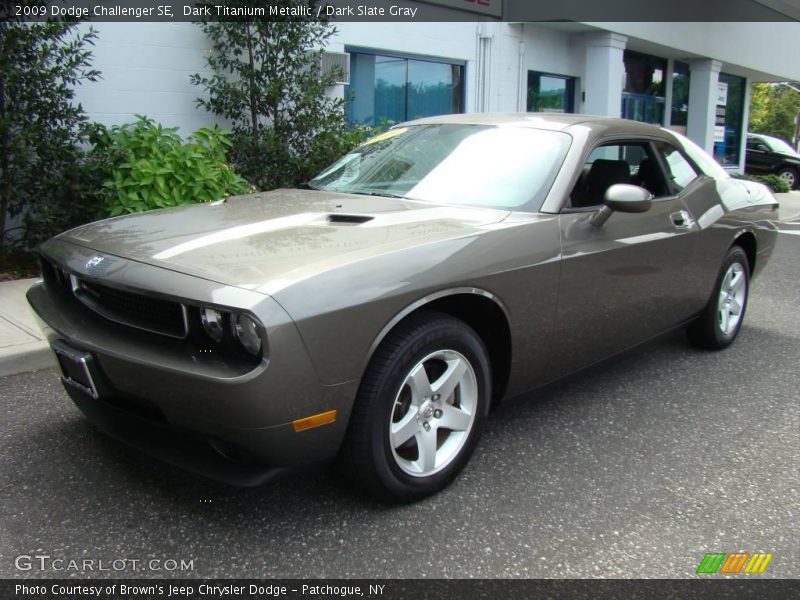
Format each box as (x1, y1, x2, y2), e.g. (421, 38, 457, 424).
(326, 214, 374, 225)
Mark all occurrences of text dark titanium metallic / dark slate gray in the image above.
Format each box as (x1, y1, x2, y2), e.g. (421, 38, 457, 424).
(27, 114, 780, 502)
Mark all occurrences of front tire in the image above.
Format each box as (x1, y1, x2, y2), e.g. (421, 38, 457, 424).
(687, 245, 750, 350)
(340, 311, 491, 503)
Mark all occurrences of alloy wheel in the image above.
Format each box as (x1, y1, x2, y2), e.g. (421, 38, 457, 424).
(389, 349, 477, 477)
(778, 169, 797, 189)
(718, 262, 747, 335)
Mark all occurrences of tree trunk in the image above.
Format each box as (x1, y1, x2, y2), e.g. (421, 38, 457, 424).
(0, 40, 9, 244)
(246, 26, 258, 135)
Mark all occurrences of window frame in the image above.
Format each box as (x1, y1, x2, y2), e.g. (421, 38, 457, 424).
(651, 140, 703, 194)
(527, 70, 577, 114)
(621, 50, 668, 125)
(560, 136, 706, 213)
(344, 46, 467, 126)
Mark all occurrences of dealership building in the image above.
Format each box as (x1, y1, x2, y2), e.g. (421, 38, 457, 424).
(74, 4, 800, 173)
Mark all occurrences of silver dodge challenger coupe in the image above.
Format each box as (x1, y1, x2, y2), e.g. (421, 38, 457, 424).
(27, 114, 779, 502)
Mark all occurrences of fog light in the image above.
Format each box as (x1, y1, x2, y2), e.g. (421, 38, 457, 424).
(200, 307, 225, 342)
(232, 313, 262, 355)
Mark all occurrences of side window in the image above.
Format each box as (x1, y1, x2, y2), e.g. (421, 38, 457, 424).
(570, 142, 670, 208)
(654, 142, 700, 191)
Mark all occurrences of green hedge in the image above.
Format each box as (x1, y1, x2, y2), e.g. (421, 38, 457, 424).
(733, 173, 791, 194)
(90, 117, 254, 216)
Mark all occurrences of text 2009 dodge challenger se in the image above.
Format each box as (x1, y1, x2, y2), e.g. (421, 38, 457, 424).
(28, 114, 779, 502)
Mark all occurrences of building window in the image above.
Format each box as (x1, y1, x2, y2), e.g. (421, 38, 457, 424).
(527, 72, 575, 113)
(713, 73, 746, 167)
(670, 61, 690, 134)
(345, 49, 464, 126)
(622, 50, 667, 124)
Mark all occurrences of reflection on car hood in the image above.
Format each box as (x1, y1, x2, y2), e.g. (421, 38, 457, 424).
(58, 189, 510, 293)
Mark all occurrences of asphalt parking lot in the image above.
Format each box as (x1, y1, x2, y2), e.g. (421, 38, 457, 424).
(2, 230, 798, 580)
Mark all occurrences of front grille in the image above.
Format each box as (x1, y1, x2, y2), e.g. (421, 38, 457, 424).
(71, 276, 188, 339)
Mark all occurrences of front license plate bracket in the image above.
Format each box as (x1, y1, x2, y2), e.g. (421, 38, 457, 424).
(51, 340, 102, 400)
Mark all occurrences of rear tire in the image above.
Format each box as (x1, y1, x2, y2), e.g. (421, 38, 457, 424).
(687, 245, 750, 350)
(777, 167, 797, 190)
(340, 311, 491, 503)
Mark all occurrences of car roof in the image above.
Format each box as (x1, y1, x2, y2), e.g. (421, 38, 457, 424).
(749, 132, 779, 141)
(397, 112, 671, 136)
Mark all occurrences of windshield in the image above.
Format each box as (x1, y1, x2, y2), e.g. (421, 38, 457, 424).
(763, 135, 799, 156)
(310, 124, 571, 209)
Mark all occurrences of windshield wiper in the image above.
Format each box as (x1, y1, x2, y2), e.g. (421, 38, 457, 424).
(350, 190, 408, 200)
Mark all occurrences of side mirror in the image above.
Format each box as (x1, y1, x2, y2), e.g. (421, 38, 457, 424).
(590, 184, 653, 227)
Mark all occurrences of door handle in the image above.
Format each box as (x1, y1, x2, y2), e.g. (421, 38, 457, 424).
(670, 210, 693, 230)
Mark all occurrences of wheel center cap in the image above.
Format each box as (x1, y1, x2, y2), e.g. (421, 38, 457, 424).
(419, 400, 435, 420)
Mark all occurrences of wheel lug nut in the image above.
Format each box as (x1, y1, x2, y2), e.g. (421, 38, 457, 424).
(434, 409, 443, 419)
(423, 421, 431, 431)
(432, 394, 440, 401)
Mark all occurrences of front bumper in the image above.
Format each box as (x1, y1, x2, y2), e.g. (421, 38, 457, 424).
(27, 242, 358, 484)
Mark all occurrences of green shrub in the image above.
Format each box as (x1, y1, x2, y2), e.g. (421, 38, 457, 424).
(228, 122, 379, 191)
(733, 172, 791, 194)
(754, 174, 792, 194)
(93, 117, 253, 216)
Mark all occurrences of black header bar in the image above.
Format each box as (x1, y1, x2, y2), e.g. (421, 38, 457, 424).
(2, 0, 799, 22)
(4, 579, 800, 600)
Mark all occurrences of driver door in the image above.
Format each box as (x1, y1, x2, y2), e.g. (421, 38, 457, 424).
(547, 139, 699, 377)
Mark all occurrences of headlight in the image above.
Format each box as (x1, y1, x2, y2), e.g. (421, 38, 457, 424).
(232, 313, 262, 356)
(200, 307, 225, 342)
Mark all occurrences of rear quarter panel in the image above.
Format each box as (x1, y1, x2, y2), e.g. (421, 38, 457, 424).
(683, 177, 779, 303)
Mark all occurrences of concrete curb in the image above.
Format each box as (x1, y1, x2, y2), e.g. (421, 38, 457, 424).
(0, 278, 54, 377)
(0, 345, 55, 378)
(776, 190, 800, 223)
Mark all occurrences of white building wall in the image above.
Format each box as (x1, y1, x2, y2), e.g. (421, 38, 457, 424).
(687, 59, 722, 154)
(485, 23, 525, 112)
(521, 23, 584, 86)
(582, 32, 627, 118)
(73, 22, 215, 133)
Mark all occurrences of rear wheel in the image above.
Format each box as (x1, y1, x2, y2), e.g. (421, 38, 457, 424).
(777, 167, 797, 190)
(340, 311, 491, 503)
(687, 245, 750, 350)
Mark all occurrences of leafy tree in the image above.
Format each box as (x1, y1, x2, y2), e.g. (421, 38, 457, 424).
(749, 82, 800, 147)
(0, 17, 102, 249)
(191, 1, 361, 191)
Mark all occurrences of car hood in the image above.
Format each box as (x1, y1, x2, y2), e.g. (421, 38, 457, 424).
(57, 189, 510, 294)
